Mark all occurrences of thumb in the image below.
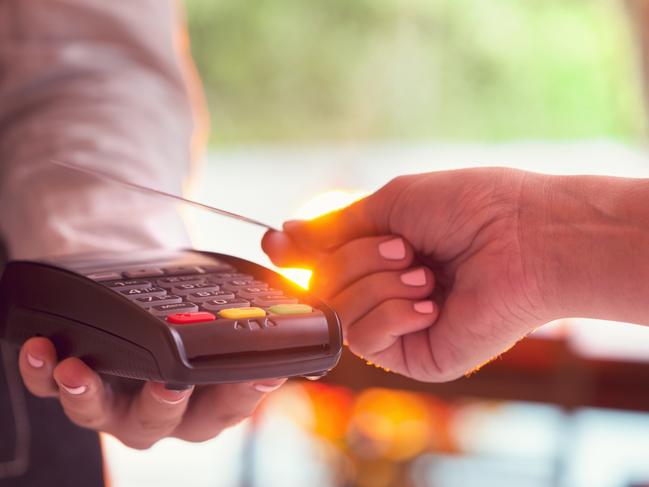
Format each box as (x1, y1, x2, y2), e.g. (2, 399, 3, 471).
(281, 186, 396, 252)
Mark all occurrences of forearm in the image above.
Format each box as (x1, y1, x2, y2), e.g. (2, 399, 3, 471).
(521, 172, 649, 325)
(0, 0, 202, 259)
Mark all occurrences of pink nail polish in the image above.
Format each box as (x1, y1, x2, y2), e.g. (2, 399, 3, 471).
(60, 383, 87, 395)
(27, 353, 44, 368)
(153, 384, 192, 405)
(401, 268, 427, 286)
(378, 238, 406, 260)
(414, 300, 435, 314)
(157, 392, 190, 405)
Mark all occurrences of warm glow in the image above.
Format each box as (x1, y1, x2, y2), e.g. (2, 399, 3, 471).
(277, 268, 313, 290)
(276, 189, 369, 288)
(293, 189, 370, 220)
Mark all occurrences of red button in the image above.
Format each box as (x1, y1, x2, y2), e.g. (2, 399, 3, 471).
(166, 312, 216, 324)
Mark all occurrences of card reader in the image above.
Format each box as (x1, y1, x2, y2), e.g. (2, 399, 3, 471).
(0, 249, 342, 387)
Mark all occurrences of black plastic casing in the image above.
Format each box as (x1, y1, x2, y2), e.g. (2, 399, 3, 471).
(0, 249, 342, 386)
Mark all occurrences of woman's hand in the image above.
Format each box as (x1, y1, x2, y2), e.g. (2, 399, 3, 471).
(263, 168, 551, 382)
(18, 337, 284, 449)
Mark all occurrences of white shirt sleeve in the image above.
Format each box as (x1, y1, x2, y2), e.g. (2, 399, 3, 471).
(0, 0, 201, 259)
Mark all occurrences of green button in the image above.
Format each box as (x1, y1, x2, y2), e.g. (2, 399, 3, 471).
(268, 304, 313, 315)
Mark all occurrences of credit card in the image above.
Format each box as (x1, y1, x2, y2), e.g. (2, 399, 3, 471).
(50, 159, 279, 231)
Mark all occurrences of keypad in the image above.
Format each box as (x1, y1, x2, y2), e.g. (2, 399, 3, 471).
(100, 261, 315, 323)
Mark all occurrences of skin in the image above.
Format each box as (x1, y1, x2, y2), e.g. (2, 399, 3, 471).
(18, 337, 285, 449)
(262, 168, 649, 382)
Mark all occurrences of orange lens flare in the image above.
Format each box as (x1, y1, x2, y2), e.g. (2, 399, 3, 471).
(276, 189, 369, 289)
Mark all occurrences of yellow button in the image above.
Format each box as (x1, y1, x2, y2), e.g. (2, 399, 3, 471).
(218, 307, 266, 320)
(268, 304, 313, 315)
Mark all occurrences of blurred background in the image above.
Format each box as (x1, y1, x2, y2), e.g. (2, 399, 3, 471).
(104, 1, 649, 486)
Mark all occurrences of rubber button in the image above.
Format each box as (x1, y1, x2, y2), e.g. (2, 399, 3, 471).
(167, 311, 216, 324)
(218, 307, 266, 319)
(268, 304, 313, 315)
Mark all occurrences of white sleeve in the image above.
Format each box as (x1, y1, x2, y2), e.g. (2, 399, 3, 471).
(0, 0, 202, 259)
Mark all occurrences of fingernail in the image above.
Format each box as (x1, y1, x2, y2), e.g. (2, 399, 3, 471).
(401, 268, 427, 286)
(414, 300, 435, 314)
(253, 379, 285, 393)
(153, 386, 193, 405)
(60, 383, 88, 395)
(157, 392, 190, 405)
(27, 353, 44, 368)
(378, 238, 406, 260)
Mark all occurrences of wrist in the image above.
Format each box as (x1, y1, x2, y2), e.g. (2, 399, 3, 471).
(520, 172, 649, 324)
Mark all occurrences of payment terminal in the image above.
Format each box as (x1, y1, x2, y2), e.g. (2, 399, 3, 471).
(0, 249, 342, 388)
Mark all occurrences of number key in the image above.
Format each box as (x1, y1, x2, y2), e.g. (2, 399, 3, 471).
(222, 280, 267, 292)
(122, 268, 165, 279)
(238, 287, 282, 299)
(204, 273, 252, 284)
(171, 283, 219, 296)
(105, 279, 152, 291)
(187, 291, 235, 303)
(119, 287, 167, 300)
(201, 298, 250, 312)
(150, 302, 198, 317)
(157, 275, 206, 289)
(134, 295, 182, 308)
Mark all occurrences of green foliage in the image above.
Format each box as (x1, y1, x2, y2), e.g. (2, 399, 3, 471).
(185, 0, 646, 144)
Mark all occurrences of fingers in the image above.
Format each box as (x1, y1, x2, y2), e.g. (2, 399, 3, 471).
(331, 267, 435, 334)
(311, 236, 414, 298)
(261, 230, 320, 268)
(346, 299, 439, 357)
(281, 198, 378, 252)
(115, 382, 194, 449)
(172, 378, 286, 442)
(278, 176, 415, 252)
(19, 337, 59, 398)
(52, 357, 116, 430)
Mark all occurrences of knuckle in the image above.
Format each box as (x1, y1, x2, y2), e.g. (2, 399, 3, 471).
(345, 337, 363, 357)
(382, 300, 404, 321)
(422, 337, 465, 383)
(364, 275, 386, 301)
